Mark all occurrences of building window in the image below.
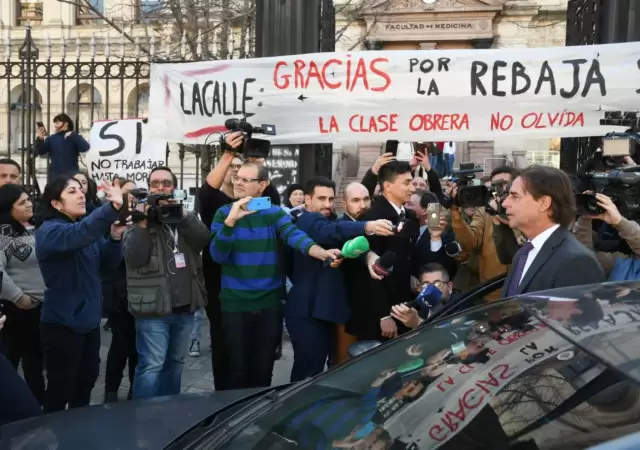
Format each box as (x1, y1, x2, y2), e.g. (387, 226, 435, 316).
(17, 0, 43, 26)
(77, 0, 105, 25)
(139, 0, 164, 23)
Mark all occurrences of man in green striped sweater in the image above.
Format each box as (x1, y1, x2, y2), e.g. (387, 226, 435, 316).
(210, 162, 340, 389)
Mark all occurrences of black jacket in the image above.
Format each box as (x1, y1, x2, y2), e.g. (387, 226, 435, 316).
(347, 196, 420, 341)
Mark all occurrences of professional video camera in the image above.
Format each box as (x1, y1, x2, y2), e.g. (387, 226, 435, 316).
(443, 163, 510, 217)
(223, 117, 276, 158)
(577, 127, 640, 220)
(129, 188, 186, 225)
(579, 166, 640, 220)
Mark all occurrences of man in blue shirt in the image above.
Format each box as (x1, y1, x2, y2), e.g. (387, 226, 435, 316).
(35, 114, 90, 179)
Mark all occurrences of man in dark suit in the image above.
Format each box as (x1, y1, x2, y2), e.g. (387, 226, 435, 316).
(349, 161, 419, 341)
(287, 177, 394, 381)
(501, 165, 605, 297)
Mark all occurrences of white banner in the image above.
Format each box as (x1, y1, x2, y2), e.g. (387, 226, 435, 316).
(148, 42, 640, 145)
(87, 118, 167, 188)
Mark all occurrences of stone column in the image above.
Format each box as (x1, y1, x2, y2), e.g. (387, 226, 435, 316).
(419, 42, 437, 50)
(0, 0, 16, 26)
(45, 0, 74, 25)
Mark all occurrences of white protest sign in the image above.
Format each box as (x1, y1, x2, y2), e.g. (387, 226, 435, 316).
(148, 42, 640, 145)
(87, 119, 167, 188)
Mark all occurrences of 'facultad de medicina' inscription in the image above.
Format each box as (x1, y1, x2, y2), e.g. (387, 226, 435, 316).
(385, 23, 474, 31)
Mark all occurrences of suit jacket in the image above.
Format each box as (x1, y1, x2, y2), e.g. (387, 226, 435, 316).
(286, 211, 366, 324)
(348, 197, 420, 340)
(412, 227, 457, 280)
(501, 226, 605, 297)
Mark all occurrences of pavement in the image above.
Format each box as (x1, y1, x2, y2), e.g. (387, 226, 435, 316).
(89, 317, 294, 405)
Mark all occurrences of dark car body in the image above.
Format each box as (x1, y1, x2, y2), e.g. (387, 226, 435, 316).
(6, 281, 640, 450)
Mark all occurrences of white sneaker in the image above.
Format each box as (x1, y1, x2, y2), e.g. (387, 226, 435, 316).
(189, 339, 201, 357)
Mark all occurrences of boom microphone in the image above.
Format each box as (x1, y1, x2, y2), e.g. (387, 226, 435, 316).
(372, 251, 396, 277)
(404, 283, 443, 311)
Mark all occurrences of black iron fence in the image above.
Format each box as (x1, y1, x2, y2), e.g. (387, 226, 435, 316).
(1, 26, 302, 198)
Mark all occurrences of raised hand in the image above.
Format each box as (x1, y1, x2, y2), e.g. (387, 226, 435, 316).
(100, 178, 124, 210)
(224, 196, 256, 226)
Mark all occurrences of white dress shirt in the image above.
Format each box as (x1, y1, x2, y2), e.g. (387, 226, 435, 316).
(519, 224, 560, 284)
(389, 201, 405, 217)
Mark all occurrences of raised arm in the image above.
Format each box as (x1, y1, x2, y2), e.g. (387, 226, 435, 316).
(35, 203, 119, 259)
(300, 212, 366, 246)
(34, 137, 50, 156)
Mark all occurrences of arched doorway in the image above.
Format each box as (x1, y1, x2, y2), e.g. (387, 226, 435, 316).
(66, 84, 103, 137)
(127, 85, 149, 118)
(9, 84, 43, 153)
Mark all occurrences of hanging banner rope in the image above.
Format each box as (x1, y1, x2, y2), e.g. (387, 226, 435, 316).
(148, 42, 640, 144)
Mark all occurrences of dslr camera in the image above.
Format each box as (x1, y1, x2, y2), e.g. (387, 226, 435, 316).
(222, 117, 276, 158)
(129, 188, 185, 225)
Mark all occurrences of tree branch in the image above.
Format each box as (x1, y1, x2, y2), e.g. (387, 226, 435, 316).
(56, 0, 153, 57)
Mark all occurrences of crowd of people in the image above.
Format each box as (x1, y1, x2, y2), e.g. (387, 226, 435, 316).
(1, 116, 637, 429)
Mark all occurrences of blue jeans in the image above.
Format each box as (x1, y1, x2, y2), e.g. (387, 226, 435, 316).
(190, 308, 206, 341)
(133, 313, 193, 399)
(444, 154, 455, 176)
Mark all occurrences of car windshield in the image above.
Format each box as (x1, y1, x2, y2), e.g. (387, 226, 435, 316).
(214, 286, 640, 450)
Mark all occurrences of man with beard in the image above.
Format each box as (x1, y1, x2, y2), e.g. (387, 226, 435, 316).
(286, 177, 394, 381)
(341, 182, 371, 222)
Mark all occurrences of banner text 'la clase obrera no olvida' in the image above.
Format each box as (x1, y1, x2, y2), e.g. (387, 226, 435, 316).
(147, 42, 640, 144)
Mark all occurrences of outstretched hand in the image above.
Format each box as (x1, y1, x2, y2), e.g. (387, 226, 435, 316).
(101, 178, 124, 210)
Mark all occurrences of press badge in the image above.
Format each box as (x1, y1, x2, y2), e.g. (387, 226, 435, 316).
(175, 253, 186, 269)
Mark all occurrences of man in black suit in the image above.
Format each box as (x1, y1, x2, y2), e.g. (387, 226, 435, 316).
(348, 161, 419, 341)
(501, 165, 605, 297)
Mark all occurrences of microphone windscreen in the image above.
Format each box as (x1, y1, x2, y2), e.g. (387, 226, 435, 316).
(224, 118, 239, 131)
(379, 251, 396, 268)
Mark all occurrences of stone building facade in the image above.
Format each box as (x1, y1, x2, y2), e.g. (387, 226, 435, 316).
(334, 0, 567, 180)
(0, 0, 566, 192)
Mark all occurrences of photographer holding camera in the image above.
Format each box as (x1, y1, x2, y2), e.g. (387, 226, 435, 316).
(573, 192, 640, 280)
(449, 166, 519, 301)
(123, 167, 210, 400)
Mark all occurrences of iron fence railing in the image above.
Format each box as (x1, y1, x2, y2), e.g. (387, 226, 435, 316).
(1, 24, 316, 198)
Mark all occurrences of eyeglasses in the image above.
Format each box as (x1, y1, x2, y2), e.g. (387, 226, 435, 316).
(230, 164, 242, 171)
(232, 176, 261, 184)
(420, 281, 447, 290)
(149, 180, 173, 188)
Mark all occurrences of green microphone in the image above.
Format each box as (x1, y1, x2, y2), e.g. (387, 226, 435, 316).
(324, 236, 370, 267)
(340, 236, 370, 258)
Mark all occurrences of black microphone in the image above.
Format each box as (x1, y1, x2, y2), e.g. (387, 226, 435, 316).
(224, 118, 253, 133)
(372, 251, 396, 277)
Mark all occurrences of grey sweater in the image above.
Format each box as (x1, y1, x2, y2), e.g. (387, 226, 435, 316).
(0, 224, 46, 302)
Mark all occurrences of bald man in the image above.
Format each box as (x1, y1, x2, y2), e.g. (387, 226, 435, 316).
(331, 182, 372, 366)
(341, 182, 371, 221)
(411, 177, 428, 192)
